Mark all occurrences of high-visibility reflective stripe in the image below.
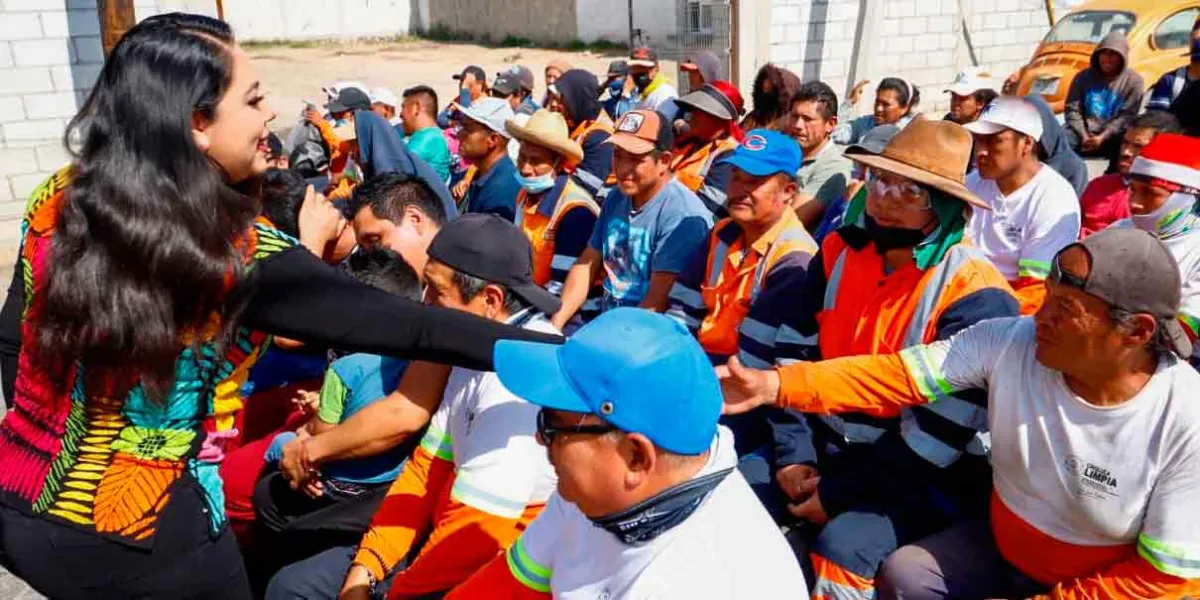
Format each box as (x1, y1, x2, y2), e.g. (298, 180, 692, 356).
(900, 412, 963, 468)
(1139, 533, 1200, 578)
(551, 254, 577, 271)
(707, 240, 731, 288)
(967, 432, 990, 456)
(739, 317, 776, 347)
(670, 285, 705, 310)
(665, 307, 701, 330)
(902, 245, 986, 347)
(572, 168, 606, 194)
(922, 394, 987, 430)
(776, 324, 818, 347)
(811, 580, 874, 600)
(506, 538, 552, 592)
(900, 346, 953, 403)
(545, 280, 564, 295)
(818, 415, 887, 444)
(810, 553, 875, 600)
(824, 249, 849, 311)
(736, 349, 771, 369)
(450, 472, 529, 518)
(1017, 258, 1051, 279)
(418, 427, 453, 462)
(1180, 313, 1199, 339)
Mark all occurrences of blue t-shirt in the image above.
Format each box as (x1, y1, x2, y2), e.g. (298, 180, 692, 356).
(588, 178, 713, 308)
(265, 353, 414, 485)
(465, 156, 522, 222)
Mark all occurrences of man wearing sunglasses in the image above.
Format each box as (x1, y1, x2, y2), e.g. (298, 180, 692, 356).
(719, 227, 1200, 599)
(1111, 133, 1200, 368)
(448, 308, 809, 598)
(965, 95, 1081, 315)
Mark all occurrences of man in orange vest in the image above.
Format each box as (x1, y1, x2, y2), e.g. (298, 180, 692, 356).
(742, 121, 1021, 599)
(670, 81, 744, 218)
(545, 69, 614, 198)
(505, 109, 601, 301)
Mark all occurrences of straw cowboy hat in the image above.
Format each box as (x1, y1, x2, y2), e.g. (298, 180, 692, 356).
(505, 109, 584, 165)
(844, 119, 988, 210)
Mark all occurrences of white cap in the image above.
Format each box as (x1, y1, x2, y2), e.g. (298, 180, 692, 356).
(963, 96, 1044, 142)
(455, 97, 515, 139)
(323, 80, 368, 99)
(369, 87, 399, 109)
(944, 67, 998, 97)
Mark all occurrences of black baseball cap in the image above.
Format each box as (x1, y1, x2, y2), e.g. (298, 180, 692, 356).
(453, 65, 487, 83)
(426, 214, 562, 317)
(1058, 228, 1192, 358)
(326, 87, 371, 113)
(607, 60, 629, 78)
(492, 72, 522, 96)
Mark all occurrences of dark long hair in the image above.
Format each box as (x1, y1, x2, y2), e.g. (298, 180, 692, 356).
(34, 13, 258, 396)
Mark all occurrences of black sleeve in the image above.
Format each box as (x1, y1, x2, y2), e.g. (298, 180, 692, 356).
(0, 263, 22, 406)
(233, 248, 563, 371)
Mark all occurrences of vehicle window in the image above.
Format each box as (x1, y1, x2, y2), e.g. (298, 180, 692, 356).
(1045, 11, 1136, 44)
(1153, 8, 1200, 50)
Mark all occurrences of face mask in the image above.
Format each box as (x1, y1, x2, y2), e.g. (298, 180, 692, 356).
(333, 118, 349, 128)
(589, 468, 732, 545)
(1192, 38, 1200, 61)
(633, 73, 653, 91)
(864, 215, 930, 252)
(1131, 191, 1198, 239)
(608, 79, 626, 95)
(514, 171, 556, 195)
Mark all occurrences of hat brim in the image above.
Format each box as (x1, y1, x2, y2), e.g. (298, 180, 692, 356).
(628, 59, 657, 68)
(962, 120, 1009, 135)
(605, 132, 657, 154)
(845, 149, 989, 211)
(454, 103, 511, 138)
(1163, 318, 1195, 359)
(509, 282, 563, 321)
(505, 121, 584, 164)
(680, 62, 700, 72)
(494, 338, 592, 414)
(719, 153, 794, 178)
(676, 93, 735, 121)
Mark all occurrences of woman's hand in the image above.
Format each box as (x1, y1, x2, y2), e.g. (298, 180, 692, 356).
(848, 79, 871, 106)
(298, 185, 344, 256)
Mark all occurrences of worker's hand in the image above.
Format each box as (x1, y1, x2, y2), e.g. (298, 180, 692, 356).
(848, 79, 871, 106)
(1081, 134, 1102, 152)
(787, 477, 829, 525)
(293, 390, 320, 417)
(550, 309, 573, 332)
(298, 185, 343, 255)
(279, 437, 317, 484)
(715, 356, 781, 415)
(305, 108, 324, 127)
(451, 178, 470, 201)
(338, 565, 374, 600)
(776, 464, 819, 501)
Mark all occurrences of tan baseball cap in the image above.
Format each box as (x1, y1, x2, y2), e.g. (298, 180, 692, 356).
(605, 110, 674, 155)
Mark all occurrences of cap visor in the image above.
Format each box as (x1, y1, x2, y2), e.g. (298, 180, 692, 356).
(494, 339, 592, 413)
(676, 94, 735, 121)
(944, 85, 973, 96)
(452, 74, 464, 80)
(510, 282, 563, 318)
(605, 133, 657, 154)
(849, 152, 989, 211)
(628, 59, 656, 68)
(720, 154, 789, 178)
(963, 120, 1008, 135)
(1163, 319, 1195, 359)
(844, 141, 888, 156)
(325, 101, 349, 113)
(680, 63, 699, 72)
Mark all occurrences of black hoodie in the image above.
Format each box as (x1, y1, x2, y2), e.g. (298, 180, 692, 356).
(1064, 32, 1145, 141)
(556, 69, 614, 196)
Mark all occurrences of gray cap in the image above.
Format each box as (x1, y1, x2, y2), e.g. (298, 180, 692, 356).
(847, 124, 901, 155)
(1065, 228, 1192, 358)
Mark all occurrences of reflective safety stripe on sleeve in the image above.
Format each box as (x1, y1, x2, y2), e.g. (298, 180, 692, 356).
(418, 427, 454, 462)
(450, 471, 530, 519)
(1017, 258, 1051, 280)
(1138, 533, 1200, 579)
(899, 345, 953, 403)
(506, 537, 552, 593)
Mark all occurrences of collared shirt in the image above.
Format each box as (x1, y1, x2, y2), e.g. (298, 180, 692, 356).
(796, 140, 852, 208)
(465, 155, 522, 222)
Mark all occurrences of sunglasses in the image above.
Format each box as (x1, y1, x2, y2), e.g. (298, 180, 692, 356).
(1047, 251, 1089, 291)
(536, 409, 617, 445)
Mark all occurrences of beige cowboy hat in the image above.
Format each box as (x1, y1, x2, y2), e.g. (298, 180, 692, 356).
(505, 109, 584, 165)
(844, 119, 988, 210)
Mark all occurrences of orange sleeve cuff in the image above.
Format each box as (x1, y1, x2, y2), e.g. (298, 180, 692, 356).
(1033, 556, 1191, 600)
(777, 353, 923, 418)
(354, 447, 454, 581)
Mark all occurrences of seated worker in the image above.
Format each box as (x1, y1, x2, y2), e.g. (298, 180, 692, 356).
(267, 215, 561, 600)
(254, 247, 424, 538)
(1112, 133, 1200, 368)
(400, 85, 453, 182)
(670, 81, 744, 217)
(680, 50, 722, 91)
(505, 109, 601, 297)
(345, 173, 446, 279)
(628, 46, 679, 113)
(942, 67, 998, 125)
(545, 69, 615, 198)
(789, 81, 853, 231)
(600, 60, 636, 121)
(965, 96, 1080, 314)
(1079, 111, 1181, 236)
(369, 87, 403, 129)
(449, 308, 809, 598)
(553, 110, 713, 329)
(436, 65, 488, 128)
(1148, 17, 1200, 111)
(721, 228, 1200, 600)
(260, 168, 357, 264)
(766, 120, 1019, 599)
(1063, 31, 1145, 162)
(833, 78, 921, 145)
(454, 97, 521, 221)
(494, 65, 541, 162)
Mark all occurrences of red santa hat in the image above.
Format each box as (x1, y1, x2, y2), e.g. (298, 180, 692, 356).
(1131, 133, 1200, 191)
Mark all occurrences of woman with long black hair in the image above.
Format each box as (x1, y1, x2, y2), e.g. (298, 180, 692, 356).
(0, 13, 556, 599)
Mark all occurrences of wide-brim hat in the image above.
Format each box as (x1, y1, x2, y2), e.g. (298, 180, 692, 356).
(845, 119, 989, 210)
(505, 110, 584, 165)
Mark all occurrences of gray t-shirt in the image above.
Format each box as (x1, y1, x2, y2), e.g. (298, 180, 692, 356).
(796, 141, 852, 207)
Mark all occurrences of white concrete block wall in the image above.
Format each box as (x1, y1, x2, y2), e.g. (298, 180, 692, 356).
(0, 0, 104, 254)
(768, 0, 1075, 115)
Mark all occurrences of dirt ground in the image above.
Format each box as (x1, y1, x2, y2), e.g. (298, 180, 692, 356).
(248, 39, 677, 130)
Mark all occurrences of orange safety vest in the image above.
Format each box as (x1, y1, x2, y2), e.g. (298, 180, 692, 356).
(671, 136, 740, 193)
(816, 231, 1015, 464)
(696, 213, 816, 357)
(569, 117, 616, 185)
(514, 178, 600, 287)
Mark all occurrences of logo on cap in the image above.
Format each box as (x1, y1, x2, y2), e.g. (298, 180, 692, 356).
(743, 134, 768, 151)
(617, 113, 645, 133)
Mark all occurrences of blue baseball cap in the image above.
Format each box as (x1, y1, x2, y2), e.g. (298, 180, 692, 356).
(494, 308, 721, 455)
(719, 129, 802, 177)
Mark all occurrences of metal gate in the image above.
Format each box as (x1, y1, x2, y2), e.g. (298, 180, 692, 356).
(671, 0, 732, 93)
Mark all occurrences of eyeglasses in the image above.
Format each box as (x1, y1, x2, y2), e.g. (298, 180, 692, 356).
(868, 172, 932, 210)
(1047, 252, 1089, 291)
(536, 409, 618, 445)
